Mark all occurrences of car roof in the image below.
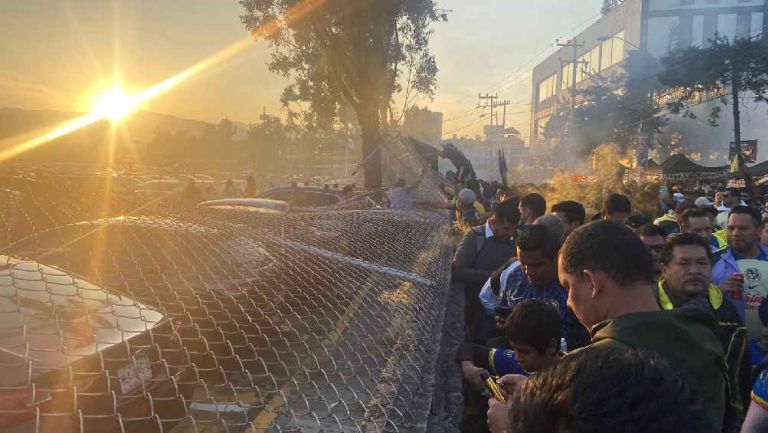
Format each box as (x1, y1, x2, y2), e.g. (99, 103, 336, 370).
(0, 255, 165, 380)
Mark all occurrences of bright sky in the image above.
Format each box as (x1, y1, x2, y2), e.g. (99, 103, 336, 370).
(0, 0, 602, 141)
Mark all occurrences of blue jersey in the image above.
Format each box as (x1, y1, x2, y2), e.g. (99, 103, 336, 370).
(488, 348, 526, 377)
(499, 266, 590, 350)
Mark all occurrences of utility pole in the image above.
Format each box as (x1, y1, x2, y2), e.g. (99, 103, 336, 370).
(557, 39, 585, 137)
(478, 94, 511, 128)
(478, 93, 498, 127)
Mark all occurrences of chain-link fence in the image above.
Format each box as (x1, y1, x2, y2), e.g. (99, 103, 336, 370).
(0, 136, 454, 433)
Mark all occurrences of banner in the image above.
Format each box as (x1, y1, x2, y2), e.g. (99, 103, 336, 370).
(730, 140, 758, 164)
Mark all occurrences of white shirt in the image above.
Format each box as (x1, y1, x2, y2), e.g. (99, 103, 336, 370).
(484, 221, 494, 238)
(479, 261, 521, 315)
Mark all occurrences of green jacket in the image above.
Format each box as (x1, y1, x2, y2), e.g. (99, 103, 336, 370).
(657, 281, 749, 414)
(588, 308, 728, 432)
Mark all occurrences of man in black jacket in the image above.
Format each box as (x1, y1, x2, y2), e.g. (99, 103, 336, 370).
(558, 222, 729, 432)
(658, 233, 749, 414)
(452, 199, 520, 343)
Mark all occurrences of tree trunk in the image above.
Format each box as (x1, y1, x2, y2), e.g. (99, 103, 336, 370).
(358, 103, 383, 189)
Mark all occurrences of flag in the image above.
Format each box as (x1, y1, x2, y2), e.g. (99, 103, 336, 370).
(730, 152, 742, 174)
(498, 149, 508, 186)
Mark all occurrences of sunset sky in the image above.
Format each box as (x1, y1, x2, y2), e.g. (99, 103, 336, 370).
(0, 0, 602, 141)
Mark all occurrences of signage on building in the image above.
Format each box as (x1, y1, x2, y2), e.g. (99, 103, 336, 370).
(729, 140, 758, 163)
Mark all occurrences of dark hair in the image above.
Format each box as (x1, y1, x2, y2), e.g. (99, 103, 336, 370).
(660, 233, 713, 266)
(636, 223, 665, 239)
(560, 221, 655, 285)
(507, 346, 710, 433)
(517, 225, 560, 259)
(494, 199, 522, 225)
(679, 208, 709, 224)
(603, 194, 631, 216)
(674, 201, 696, 217)
(626, 214, 651, 229)
(725, 187, 740, 197)
(551, 201, 586, 225)
(521, 193, 547, 219)
(729, 205, 763, 227)
(503, 300, 561, 354)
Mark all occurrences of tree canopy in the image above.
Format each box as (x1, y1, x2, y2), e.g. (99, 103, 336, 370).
(659, 36, 768, 127)
(240, 0, 447, 187)
(544, 51, 667, 159)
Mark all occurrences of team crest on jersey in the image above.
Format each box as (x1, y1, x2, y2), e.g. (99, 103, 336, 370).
(745, 267, 762, 282)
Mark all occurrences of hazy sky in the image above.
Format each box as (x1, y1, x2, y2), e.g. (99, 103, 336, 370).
(0, 0, 603, 140)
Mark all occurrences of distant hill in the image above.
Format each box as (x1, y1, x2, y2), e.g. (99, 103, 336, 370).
(0, 106, 215, 143)
(0, 106, 259, 164)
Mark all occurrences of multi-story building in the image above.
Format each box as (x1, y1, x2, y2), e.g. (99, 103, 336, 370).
(530, 0, 768, 162)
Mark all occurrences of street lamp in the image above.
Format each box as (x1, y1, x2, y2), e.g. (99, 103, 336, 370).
(597, 35, 641, 50)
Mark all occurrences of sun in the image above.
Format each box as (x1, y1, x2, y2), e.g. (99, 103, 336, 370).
(90, 86, 140, 123)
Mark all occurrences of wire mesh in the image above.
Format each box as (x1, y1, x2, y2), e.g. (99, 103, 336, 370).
(0, 137, 453, 433)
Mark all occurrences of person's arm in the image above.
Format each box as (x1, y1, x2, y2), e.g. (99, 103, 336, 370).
(452, 231, 493, 287)
(457, 342, 494, 392)
(479, 277, 498, 315)
(742, 401, 768, 433)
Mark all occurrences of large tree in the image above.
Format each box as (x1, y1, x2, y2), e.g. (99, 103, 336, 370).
(544, 51, 667, 159)
(659, 36, 768, 152)
(240, 0, 446, 188)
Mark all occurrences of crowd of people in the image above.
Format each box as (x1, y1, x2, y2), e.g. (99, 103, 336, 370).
(447, 183, 768, 433)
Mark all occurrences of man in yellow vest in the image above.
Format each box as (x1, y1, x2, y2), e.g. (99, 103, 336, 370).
(658, 233, 749, 413)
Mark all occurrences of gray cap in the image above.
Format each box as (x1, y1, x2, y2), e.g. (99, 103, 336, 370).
(694, 197, 713, 208)
(458, 188, 477, 205)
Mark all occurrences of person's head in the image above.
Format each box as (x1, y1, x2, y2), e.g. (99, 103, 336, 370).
(727, 205, 763, 255)
(246, 175, 255, 184)
(714, 191, 724, 206)
(519, 193, 547, 224)
(660, 233, 713, 299)
(489, 199, 521, 239)
(679, 208, 712, 242)
(506, 346, 710, 433)
(723, 188, 740, 207)
(395, 178, 406, 188)
(533, 214, 566, 245)
(457, 188, 477, 208)
(636, 224, 665, 274)
(551, 201, 585, 238)
(559, 221, 656, 328)
(602, 193, 631, 224)
(517, 225, 560, 287)
(502, 300, 561, 373)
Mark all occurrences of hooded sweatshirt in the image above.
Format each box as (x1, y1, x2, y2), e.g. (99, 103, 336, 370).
(586, 307, 728, 432)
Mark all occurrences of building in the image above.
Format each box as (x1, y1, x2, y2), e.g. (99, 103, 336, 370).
(530, 0, 768, 161)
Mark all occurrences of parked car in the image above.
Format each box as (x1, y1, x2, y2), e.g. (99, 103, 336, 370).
(197, 198, 289, 213)
(258, 186, 344, 207)
(0, 255, 191, 433)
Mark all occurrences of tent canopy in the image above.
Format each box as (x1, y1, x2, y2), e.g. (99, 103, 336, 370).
(661, 154, 726, 174)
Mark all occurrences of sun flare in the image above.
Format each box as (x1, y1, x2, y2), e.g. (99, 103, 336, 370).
(90, 86, 139, 123)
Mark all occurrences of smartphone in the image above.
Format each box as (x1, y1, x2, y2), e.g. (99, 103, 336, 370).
(480, 370, 506, 403)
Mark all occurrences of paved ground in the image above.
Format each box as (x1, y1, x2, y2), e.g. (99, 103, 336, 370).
(426, 282, 464, 433)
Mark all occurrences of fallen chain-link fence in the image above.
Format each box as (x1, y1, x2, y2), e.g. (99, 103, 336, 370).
(0, 136, 455, 433)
